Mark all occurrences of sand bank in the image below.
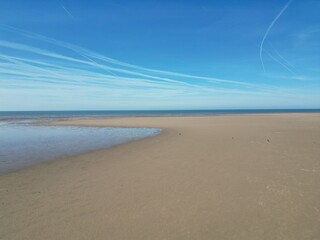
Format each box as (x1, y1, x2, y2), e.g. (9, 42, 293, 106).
(1, 114, 320, 239)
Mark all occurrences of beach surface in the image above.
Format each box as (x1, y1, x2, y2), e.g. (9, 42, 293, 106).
(1, 114, 320, 239)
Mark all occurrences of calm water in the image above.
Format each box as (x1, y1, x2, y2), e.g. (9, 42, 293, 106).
(1, 109, 320, 121)
(0, 122, 160, 174)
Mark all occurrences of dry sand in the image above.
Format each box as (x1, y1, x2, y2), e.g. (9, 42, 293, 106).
(0, 114, 320, 240)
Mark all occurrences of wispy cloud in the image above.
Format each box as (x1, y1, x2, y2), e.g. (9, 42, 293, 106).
(59, 2, 74, 19)
(260, 0, 293, 73)
(263, 48, 296, 75)
(0, 25, 274, 93)
(272, 75, 318, 81)
(0, 26, 255, 88)
(269, 43, 297, 72)
(0, 24, 312, 110)
(294, 26, 320, 47)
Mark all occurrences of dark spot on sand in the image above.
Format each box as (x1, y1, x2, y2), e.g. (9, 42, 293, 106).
(179, 133, 181, 135)
(267, 139, 270, 143)
(31, 191, 41, 194)
(232, 137, 234, 140)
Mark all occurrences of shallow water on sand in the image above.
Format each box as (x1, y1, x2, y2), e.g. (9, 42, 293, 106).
(0, 122, 160, 174)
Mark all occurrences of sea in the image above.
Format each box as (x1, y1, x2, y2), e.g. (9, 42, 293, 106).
(1, 109, 320, 121)
(0, 109, 319, 174)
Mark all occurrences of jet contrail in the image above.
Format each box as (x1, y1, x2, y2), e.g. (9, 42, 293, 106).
(60, 2, 74, 19)
(1, 24, 285, 95)
(260, 0, 293, 73)
(0, 24, 258, 88)
(273, 49, 296, 70)
(263, 48, 296, 75)
(268, 42, 297, 72)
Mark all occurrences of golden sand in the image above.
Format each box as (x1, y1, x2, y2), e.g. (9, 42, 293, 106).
(1, 114, 320, 239)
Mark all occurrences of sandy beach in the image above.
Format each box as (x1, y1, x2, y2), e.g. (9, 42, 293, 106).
(0, 113, 319, 240)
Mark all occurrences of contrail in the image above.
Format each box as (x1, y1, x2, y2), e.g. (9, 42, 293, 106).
(59, 2, 74, 19)
(273, 49, 296, 71)
(76, 51, 119, 77)
(263, 48, 296, 75)
(268, 42, 297, 72)
(260, 0, 293, 73)
(0, 24, 285, 95)
(265, 43, 297, 74)
(0, 25, 258, 88)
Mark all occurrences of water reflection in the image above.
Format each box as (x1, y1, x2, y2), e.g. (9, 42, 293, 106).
(0, 123, 160, 174)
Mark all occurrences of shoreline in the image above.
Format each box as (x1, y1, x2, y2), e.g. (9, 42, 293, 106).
(42, 112, 320, 128)
(1, 109, 320, 124)
(1, 113, 320, 239)
(0, 124, 162, 176)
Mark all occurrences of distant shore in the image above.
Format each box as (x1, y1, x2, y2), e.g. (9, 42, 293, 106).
(1, 109, 320, 122)
(1, 113, 319, 239)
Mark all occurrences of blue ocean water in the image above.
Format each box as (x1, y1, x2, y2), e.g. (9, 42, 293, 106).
(0, 109, 319, 121)
(0, 122, 160, 174)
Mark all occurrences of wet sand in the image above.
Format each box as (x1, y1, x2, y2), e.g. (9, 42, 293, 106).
(1, 114, 320, 239)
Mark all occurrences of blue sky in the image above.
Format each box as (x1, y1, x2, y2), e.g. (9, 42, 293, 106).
(0, 0, 319, 110)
